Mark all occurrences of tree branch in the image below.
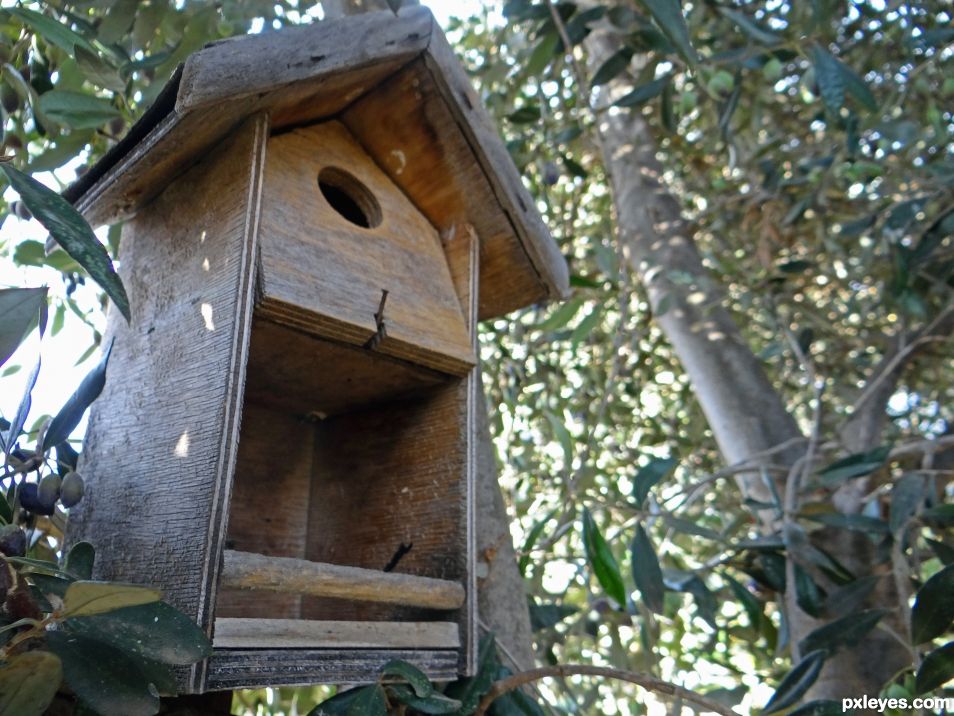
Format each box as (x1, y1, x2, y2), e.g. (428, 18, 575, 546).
(473, 665, 736, 716)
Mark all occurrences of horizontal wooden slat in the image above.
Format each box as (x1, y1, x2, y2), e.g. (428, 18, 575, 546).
(220, 550, 465, 610)
(205, 648, 459, 690)
(213, 618, 459, 649)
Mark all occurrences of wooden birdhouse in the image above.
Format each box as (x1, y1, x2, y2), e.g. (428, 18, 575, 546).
(64, 7, 567, 694)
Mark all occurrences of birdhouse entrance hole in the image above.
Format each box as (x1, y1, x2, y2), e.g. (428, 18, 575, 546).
(317, 166, 382, 229)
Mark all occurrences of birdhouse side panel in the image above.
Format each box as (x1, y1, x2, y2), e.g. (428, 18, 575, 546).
(68, 116, 267, 688)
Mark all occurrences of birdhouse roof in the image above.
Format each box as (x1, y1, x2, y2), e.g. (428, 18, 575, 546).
(65, 7, 568, 319)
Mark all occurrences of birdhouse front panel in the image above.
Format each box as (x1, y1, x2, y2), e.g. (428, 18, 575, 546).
(255, 121, 475, 375)
(64, 6, 567, 696)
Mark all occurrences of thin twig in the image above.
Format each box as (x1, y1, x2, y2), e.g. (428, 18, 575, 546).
(473, 665, 735, 716)
(851, 303, 954, 414)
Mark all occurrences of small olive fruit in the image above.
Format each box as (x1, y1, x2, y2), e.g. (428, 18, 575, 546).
(19, 483, 55, 516)
(60, 471, 85, 508)
(0, 524, 26, 558)
(37, 473, 62, 510)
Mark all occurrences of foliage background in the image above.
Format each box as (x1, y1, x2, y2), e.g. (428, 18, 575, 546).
(0, 0, 952, 714)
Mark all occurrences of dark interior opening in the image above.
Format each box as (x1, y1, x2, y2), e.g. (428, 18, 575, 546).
(318, 166, 382, 229)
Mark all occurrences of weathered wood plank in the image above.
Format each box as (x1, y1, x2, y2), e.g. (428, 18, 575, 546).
(67, 114, 269, 694)
(175, 8, 433, 114)
(257, 120, 475, 375)
(440, 223, 479, 675)
(241, 318, 447, 417)
(422, 31, 569, 307)
(301, 381, 468, 624)
(205, 649, 459, 690)
(213, 619, 459, 649)
(221, 550, 465, 610)
(344, 62, 555, 320)
(215, 403, 313, 620)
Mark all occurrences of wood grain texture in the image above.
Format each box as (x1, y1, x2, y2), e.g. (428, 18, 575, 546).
(220, 550, 465, 610)
(241, 318, 446, 417)
(66, 115, 268, 694)
(343, 62, 556, 320)
(213, 619, 460, 649)
(205, 649, 459, 691)
(440, 224, 479, 675)
(257, 120, 475, 375)
(175, 8, 433, 115)
(300, 380, 468, 625)
(421, 29, 570, 306)
(215, 402, 312, 620)
(65, 7, 567, 319)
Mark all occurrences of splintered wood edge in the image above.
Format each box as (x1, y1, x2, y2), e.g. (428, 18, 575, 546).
(212, 618, 460, 650)
(220, 550, 466, 610)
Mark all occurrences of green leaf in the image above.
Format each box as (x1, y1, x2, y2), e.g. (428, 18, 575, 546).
(811, 46, 845, 113)
(817, 445, 891, 486)
(537, 296, 583, 332)
(911, 564, 954, 644)
(764, 650, 827, 714)
(614, 75, 671, 108)
(0, 287, 46, 370)
(631, 524, 665, 613)
(915, 641, 954, 695)
(925, 538, 954, 566)
(661, 514, 721, 541)
(719, 8, 782, 45)
(921, 504, 954, 529)
(725, 574, 763, 630)
(64, 541, 95, 580)
(507, 104, 541, 124)
(802, 512, 889, 535)
(632, 456, 677, 507)
(62, 580, 161, 617)
(381, 660, 432, 698)
(42, 340, 113, 451)
(788, 701, 844, 716)
(582, 507, 627, 607)
(544, 411, 573, 465)
(890, 473, 925, 534)
(74, 46, 126, 93)
(66, 601, 212, 665)
(823, 575, 881, 619)
(443, 632, 497, 713)
(0, 165, 130, 321)
(45, 631, 160, 716)
(528, 601, 578, 631)
(1, 354, 41, 455)
(798, 609, 889, 656)
(524, 32, 560, 77)
(840, 63, 877, 112)
(29, 572, 74, 598)
(8, 7, 95, 54)
(0, 650, 62, 716)
(346, 685, 386, 716)
(591, 48, 633, 86)
(637, 0, 697, 65)
(37, 90, 121, 130)
(387, 685, 461, 715)
(794, 565, 824, 618)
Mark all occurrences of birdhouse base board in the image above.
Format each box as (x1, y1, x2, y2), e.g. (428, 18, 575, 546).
(205, 648, 459, 691)
(212, 618, 459, 650)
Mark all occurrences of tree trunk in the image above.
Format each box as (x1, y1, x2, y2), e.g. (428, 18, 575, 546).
(585, 27, 910, 700)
